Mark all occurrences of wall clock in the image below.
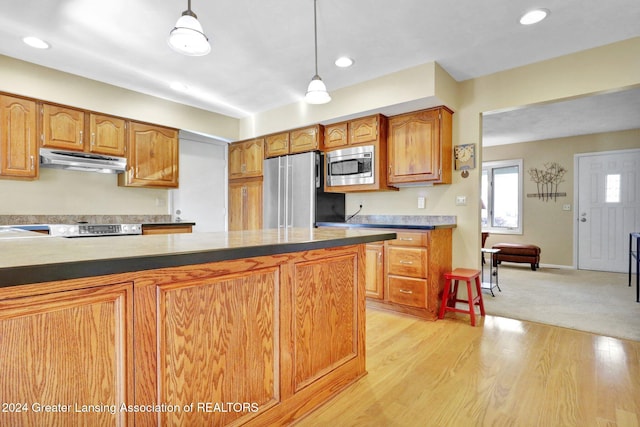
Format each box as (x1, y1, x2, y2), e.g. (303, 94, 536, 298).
(454, 143, 475, 171)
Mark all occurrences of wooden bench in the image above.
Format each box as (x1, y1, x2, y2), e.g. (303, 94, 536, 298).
(492, 243, 541, 271)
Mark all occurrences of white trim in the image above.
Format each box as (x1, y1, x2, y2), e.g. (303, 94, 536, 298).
(482, 158, 524, 235)
(573, 147, 640, 270)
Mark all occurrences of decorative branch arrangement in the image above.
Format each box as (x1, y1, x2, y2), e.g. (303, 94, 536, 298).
(527, 162, 567, 201)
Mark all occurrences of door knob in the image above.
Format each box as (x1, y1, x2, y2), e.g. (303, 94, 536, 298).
(580, 218, 587, 222)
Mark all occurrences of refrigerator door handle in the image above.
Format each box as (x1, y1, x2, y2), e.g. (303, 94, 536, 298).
(286, 159, 293, 228)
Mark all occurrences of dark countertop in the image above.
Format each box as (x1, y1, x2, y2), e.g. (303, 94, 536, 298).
(0, 228, 395, 288)
(318, 214, 457, 230)
(317, 221, 457, 230)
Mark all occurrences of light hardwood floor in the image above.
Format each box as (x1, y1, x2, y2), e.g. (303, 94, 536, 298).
(296, 308, 640, 427)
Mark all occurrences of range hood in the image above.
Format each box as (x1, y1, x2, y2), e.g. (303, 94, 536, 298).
(39, 148, 127, 174)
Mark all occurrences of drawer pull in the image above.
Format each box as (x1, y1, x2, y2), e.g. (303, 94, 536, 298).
(399, 289, 413, 294)
(399, 237, 414, 241)
(399, 260, 413, 265)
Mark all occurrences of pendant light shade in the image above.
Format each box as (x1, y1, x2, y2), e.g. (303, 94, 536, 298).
(305, 0, 331, 104)
(168, 0, 211, 56)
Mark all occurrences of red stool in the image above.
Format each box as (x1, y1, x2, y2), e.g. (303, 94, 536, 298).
(438, 268, 485, 326)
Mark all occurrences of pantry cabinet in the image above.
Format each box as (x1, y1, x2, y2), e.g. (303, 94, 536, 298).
(365, 243, 384, 299)
(118, 122, 179, 188)
(387, 106, 453, 185)
(229, 179, 263, 231)
(228, 138, 264, 179)
(88, 113, 126, 156)
(40, 103, 86, 151)
(0, 95, 38, 179)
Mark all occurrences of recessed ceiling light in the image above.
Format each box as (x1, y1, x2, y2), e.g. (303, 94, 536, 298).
(335, 57, 354, 68)
(170, 82, 189, 92)
(23, 36, 50, 49)
(519, 9, 549, 25)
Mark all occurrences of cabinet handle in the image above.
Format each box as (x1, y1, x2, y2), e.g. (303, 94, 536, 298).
(91, 132, 95, 146)
(30, 155, 34, 170)
(79, 130, 83, 144)
(388, 165, 392, 176)
(399, 237, 414, 241)
(399, 260, 413, 265)
(399, 289, 413, 294)
(378, 252, 382, 262)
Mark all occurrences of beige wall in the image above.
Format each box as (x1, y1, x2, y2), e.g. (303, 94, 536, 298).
(483, 129, 640, 267)
(1, 37, 639, 262)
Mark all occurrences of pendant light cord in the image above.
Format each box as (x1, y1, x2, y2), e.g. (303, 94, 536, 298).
(313, 0, 318, 76)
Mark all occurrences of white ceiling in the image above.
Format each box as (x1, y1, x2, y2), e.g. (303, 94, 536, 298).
(1, 0, 639, 142)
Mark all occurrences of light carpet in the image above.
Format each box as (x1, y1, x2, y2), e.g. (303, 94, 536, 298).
(479, 264, 640, 342)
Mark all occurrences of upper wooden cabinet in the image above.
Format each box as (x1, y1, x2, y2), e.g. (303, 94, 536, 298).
(290, 125, 322, 154)
(265, 125, 323, 158)
(325, 114, 395, 193)
(0, 95, 38, 179)
(387, 106, 453, 185)
(323, 115, 381, 150)
(229, 138, 264, 179)
(41, 104, 85, 151)
(324, 122, 348, 149)
(118, 122, 179, 188)
(88, 113, 126, 156)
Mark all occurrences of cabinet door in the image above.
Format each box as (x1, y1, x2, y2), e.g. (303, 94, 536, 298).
(41, 104, 85, 150)
(89, 113, 126, 156)
(324, 122, 348, 149)
(0, 283, 134, 426)
(388, 109, 441, 184)
(120, 122, 178, 188)
(244, 179, 263, 230)
(365, 243, 384, 299)
(243, 138, 264, 177)
(228, 142, 244, 179)
(0, 95, 37, 178)
(228, 181, 245, 231)
(290, 125, 321, 154)
(349, 115, 378, 145)
(265, 132, 289, 158)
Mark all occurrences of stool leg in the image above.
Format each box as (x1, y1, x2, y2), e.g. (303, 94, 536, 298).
(439, 278, 451, 319)
(475, 275, 486, 317)
(466, 279, 476, 326)
(450, 280, 459, 307)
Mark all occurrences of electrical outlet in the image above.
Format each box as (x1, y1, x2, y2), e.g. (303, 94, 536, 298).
(455, 196, 467, 206)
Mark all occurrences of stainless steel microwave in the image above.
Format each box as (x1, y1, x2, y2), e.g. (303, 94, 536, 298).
(326, 145, 375, 186)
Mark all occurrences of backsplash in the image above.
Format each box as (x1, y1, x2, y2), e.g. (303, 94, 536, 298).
(347, 215, 456, 226)
(0, 215, 173, 225)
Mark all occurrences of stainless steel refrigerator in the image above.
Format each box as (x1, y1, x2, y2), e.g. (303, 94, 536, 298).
(263, 151, 345, 229)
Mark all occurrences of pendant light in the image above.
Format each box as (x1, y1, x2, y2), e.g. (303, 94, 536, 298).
(305, 0, 331, 104)
(168, 0, 211, 56)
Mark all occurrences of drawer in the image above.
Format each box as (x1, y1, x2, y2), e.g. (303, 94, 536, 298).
(387, 246, 427, 278)
(388, 276, 427, 308)
(388, 231, 428, 247)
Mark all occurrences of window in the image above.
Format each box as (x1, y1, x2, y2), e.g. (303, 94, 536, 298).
(481, 159, 523, 234)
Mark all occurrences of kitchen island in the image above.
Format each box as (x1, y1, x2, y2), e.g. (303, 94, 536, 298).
(0, 228, 394, 426)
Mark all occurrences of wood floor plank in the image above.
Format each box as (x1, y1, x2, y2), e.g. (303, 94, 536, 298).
(295, 309, 640, 427)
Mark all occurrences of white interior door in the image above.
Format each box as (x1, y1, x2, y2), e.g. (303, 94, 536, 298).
(577, 149, 640, 272)
(170, 131, 228, 232)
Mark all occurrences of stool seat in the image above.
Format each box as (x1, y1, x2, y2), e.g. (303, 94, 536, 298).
(439, 268, 485, 326)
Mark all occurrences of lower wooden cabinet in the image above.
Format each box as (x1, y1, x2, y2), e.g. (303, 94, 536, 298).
(0, 282, 134, 426)
(141, 224, 193, 235)
(365, 243, 384, 299)
(365, 228, 452, 319)
(229, 178, 262, 231)
(1, 244, 366, 426)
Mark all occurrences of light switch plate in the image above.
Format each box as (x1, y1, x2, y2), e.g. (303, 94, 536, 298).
(562, 204, 571, 211)
(455, 196, 467, 206)
(418, 196, 425, 209)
